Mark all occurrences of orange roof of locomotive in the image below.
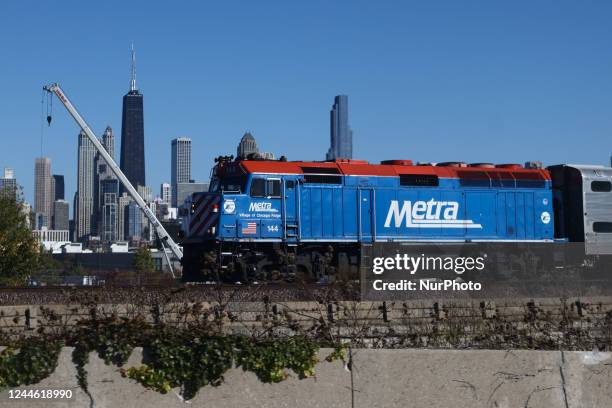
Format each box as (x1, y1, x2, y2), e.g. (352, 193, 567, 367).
(228, 159, 551, 180)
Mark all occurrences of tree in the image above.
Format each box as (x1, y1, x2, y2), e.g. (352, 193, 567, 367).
(134, 246, 155, 274)
(0, 193, 40, 286)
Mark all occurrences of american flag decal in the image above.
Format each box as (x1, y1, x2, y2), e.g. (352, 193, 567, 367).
(242, 222, 257, 235)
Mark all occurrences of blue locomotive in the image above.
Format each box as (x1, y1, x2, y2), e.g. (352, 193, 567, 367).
(179, 158, 612, 282)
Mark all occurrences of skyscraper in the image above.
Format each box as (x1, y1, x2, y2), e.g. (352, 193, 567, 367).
(120, 45, 145, 192)
(34, 158, 52, 227)
(326, 95, 353, 161)
(127, 201, 143, 241)
(171, 137, 192, 207)
(102, 126, 115, 159)
(100, 178, 119, 242)
(237, 132, 258, 159)
(76, 130, 96, 241)
(95, 126, 117, 238)
(161, 182, 171, 205)
(0, 168, 17, 199)
(176, 182, 209, 207)
(52, 175, 64, 200)
(118, 193, 132, 241)
(53, 200, 69, 231)
(137, 185, 154, 241)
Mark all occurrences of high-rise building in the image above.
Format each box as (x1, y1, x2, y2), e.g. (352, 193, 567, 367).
(171, 137, 192, 206)
(137, 185, 154, 241)
(100, 178, 119, 242)
(34, 157, 53, 227)
(117, 193, 132, 241)
(50, 176, 55, 222)
(126, 201, 143, 241)
(0, 168, 17, 199)
(102, 126, 115, 159)
(237, 132, 258, 159)
(137, 185, 152, 203)
(154, 196, 171, 220)
(260, 152, 276, 160)
(235, 132, 274, 160)
(176, 182, 209, 207)
(52, 175, 64, 200)
(52, 200, 69, 231)
(326, 95, 353, 161)
(34, 213, 47, 230)
(76, 130, 96, 242)
(120, 45, 145, 192)
(95, 126, 117, 239)
(161, 182, 171, 205)
(145, 200, 156, 241)
(20, 202, 32, 230)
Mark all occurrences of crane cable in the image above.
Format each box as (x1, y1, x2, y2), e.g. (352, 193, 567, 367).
(39, 90, 45, 156)
(39, 90, 53, 157)
(46, 91, 53, 127)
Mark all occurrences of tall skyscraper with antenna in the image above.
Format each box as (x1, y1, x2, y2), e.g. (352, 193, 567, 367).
(119, 44, 145, 192)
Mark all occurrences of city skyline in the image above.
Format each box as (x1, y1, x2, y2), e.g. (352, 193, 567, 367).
(2, 2, 612, 206)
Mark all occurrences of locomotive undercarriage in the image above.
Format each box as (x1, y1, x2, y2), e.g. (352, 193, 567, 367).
(181, 240, 609, 283)
(181, 240, 361, 283)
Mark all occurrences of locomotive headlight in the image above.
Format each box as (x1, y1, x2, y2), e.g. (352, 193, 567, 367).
(212, 204, 219, 213)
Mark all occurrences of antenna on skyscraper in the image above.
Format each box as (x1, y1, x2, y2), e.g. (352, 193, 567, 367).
(130, 42, 137, 92)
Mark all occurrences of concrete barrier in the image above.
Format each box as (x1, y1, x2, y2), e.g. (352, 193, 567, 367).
(0, 348, 611, 407)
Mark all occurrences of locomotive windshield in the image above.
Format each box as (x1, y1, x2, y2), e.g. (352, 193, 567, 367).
(210, 176, 248, 193)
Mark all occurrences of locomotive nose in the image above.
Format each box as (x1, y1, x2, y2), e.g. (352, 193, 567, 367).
(186, 193, 221, 237)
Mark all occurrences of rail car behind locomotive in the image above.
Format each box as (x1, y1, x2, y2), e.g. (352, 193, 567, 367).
(179, 158, 612, 282)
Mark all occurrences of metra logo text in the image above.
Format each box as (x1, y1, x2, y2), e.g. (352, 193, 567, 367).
(248, 202, 277, 212)
(384, 200, 482, 229)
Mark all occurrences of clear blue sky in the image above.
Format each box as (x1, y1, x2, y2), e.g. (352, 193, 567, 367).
(1, 1, 611, 206)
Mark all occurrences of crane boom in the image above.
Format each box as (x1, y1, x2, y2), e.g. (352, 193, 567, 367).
(43, 83, 184, 263)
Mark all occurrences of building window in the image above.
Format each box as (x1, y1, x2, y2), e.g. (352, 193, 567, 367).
(591, 181, 612, 192)
(593, 222, 612, 233)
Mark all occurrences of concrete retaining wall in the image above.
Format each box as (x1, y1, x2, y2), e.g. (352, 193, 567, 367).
(0, 348, 611, 407)
(3, 297, 611, 333)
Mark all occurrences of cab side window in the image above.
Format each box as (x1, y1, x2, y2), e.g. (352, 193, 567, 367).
(250, 178, 266, 197)
(267, 179, 281, 198)
(250, 178, 281, 198)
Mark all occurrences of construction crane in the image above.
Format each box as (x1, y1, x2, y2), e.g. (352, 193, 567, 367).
(43, 83, 183, 276)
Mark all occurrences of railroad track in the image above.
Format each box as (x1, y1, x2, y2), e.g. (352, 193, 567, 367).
(0, 283, 357, 305)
